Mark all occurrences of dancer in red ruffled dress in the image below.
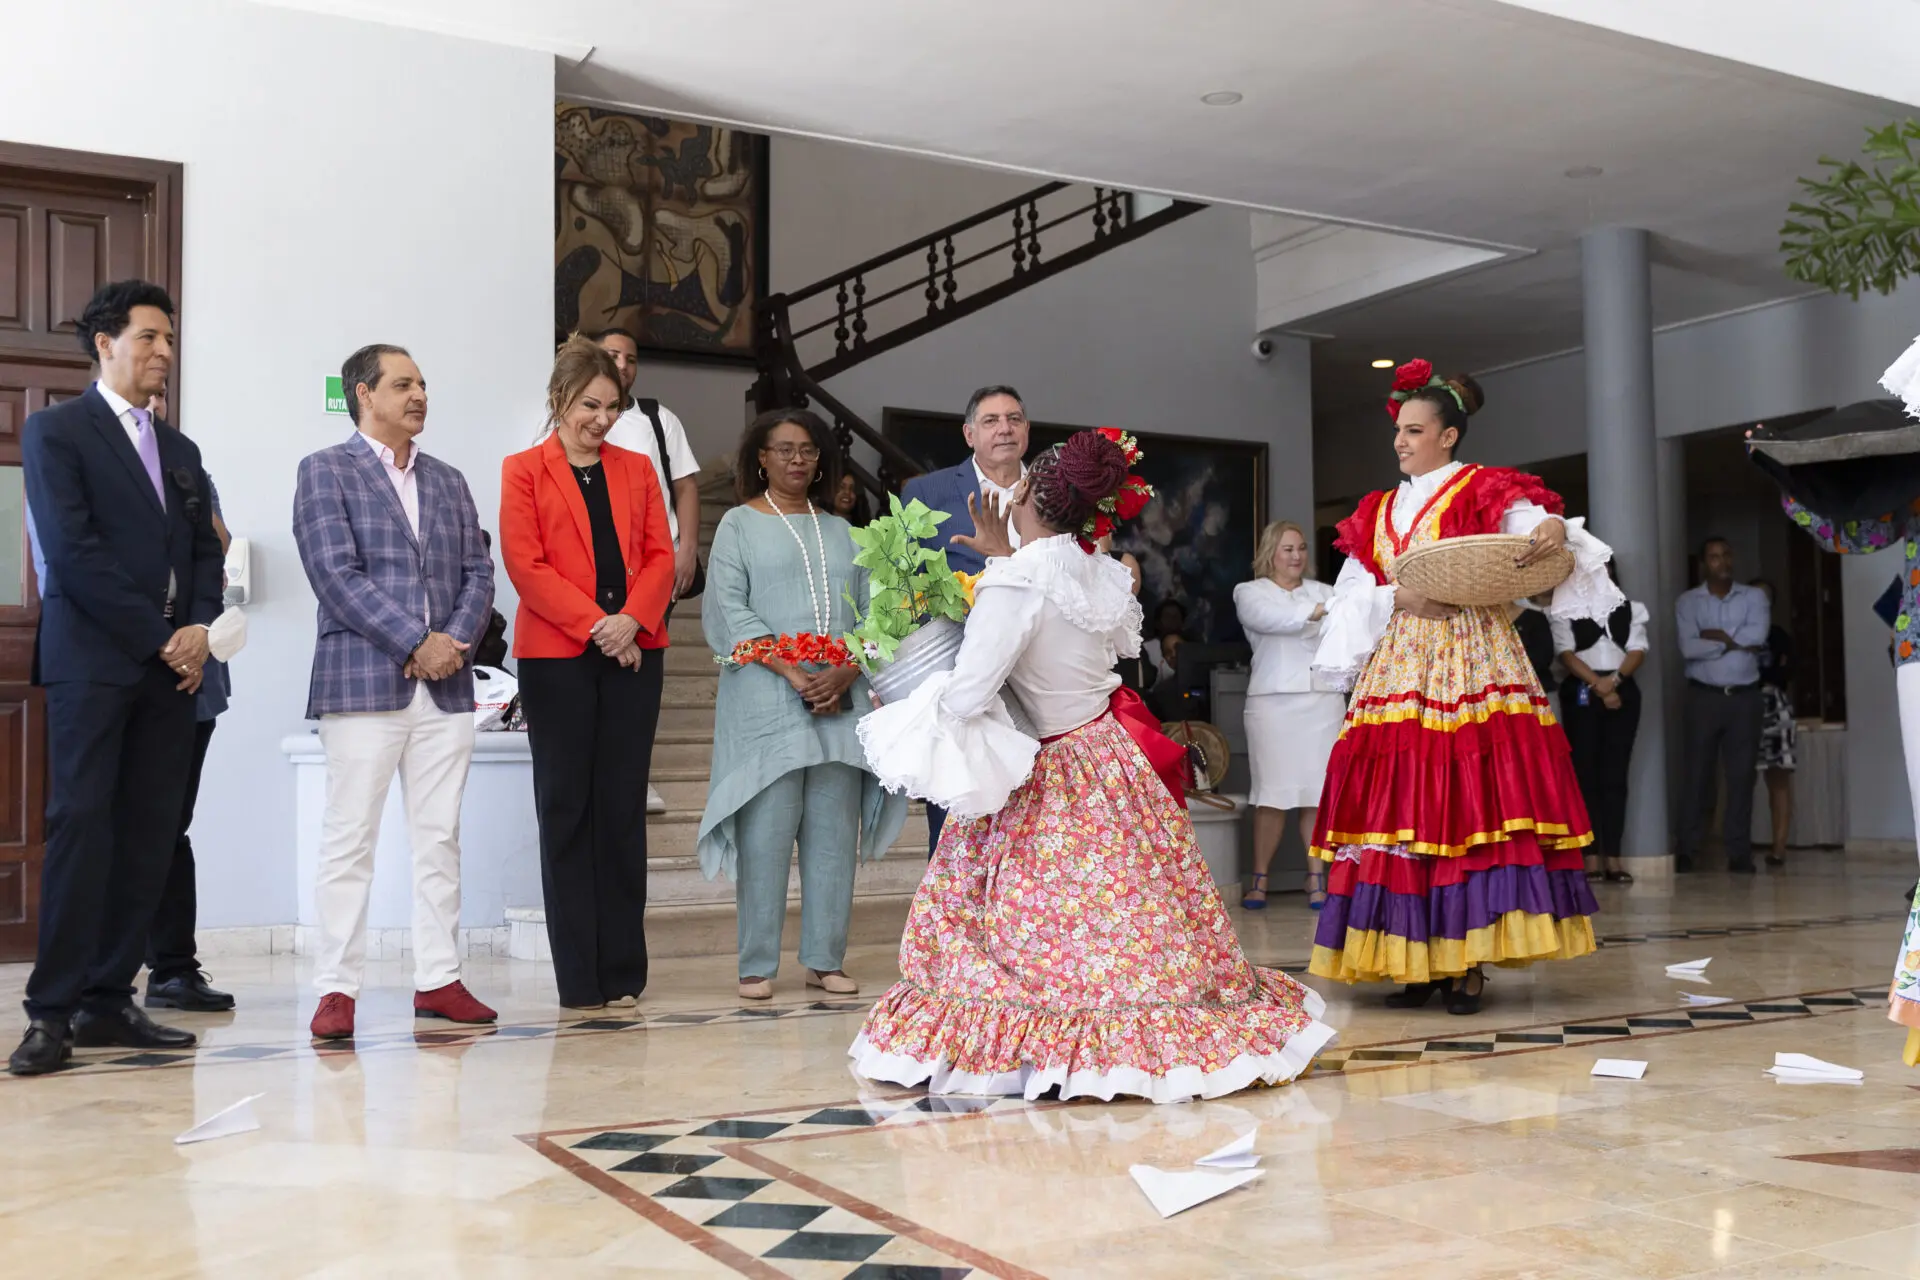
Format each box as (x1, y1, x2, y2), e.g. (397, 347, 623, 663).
(1309, 362, 1619, 1014)
(852, 429, 1335, 1102)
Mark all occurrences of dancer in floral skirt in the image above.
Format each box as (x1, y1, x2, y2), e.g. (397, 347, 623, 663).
(852, 429, 1336, 1102)
(1309, 361, 1619, 1014)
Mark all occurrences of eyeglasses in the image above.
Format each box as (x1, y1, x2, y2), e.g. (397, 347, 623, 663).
(764, 444, 821, 462)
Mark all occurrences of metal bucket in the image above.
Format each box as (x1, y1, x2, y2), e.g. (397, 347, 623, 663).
(867, 616, 1038, 736)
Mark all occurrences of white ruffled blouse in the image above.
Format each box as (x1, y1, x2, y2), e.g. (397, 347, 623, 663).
(857, 535, 1140, 820)
(1311, 461, 1623, 690)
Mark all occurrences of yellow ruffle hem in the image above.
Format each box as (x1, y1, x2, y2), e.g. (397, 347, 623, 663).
(1310, 911, 1596, 985)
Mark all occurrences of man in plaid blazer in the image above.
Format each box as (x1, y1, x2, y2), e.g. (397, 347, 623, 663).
(293, 343, 496, 1041)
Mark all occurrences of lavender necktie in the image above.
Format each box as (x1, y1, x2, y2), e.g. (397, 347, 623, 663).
(130, 406, 166, 510)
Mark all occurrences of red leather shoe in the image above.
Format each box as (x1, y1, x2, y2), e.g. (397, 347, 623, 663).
(310, 993, 356, 1041)
(413, 981, 496, 1025)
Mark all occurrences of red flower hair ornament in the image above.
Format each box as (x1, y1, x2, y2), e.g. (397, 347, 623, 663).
(1077, 428, 1154, 550)
(1383, 357, 1465, 420)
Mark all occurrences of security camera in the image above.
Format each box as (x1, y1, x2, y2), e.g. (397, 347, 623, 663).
(1250, 337, 1274, 362)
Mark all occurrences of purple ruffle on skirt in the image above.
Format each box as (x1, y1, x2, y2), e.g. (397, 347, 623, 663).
(1313, 863, 1599, 951)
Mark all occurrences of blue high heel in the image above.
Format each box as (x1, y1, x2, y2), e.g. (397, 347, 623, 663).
(1241, 872, 1269, 911)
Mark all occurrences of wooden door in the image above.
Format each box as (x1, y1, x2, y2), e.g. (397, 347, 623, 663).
(0, 142, 181, 962)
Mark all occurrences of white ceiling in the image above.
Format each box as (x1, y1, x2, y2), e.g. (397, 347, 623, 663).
(255, 0, 1920, 416)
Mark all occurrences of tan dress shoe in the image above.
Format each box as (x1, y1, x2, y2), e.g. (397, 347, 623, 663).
(738, 978, 773, 1001)
(806, 970, 859, 995)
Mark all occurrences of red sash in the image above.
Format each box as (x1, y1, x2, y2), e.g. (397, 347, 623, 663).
(1043, 687, 1188, 809)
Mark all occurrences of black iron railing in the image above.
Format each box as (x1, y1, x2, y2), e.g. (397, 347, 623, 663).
(750, 182, 1203, 498)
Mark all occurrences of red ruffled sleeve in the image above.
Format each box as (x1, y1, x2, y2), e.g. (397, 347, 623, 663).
(1438, 467, 1565, 539)
(1334, 491, 1390, 584)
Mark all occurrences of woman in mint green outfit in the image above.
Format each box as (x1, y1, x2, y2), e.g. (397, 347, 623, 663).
(699, 409, 905, 1001)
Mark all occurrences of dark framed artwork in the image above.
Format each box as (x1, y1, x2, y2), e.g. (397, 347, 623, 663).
(553, 102, 769, 364)
(881, 408, 1269, 643)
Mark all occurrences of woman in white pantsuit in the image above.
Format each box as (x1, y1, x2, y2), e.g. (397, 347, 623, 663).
(1234, 521, 1344, 910)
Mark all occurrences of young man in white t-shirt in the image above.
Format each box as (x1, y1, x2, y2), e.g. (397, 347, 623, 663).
(588, 328, 704, 596)
(545, 328, 704, 814)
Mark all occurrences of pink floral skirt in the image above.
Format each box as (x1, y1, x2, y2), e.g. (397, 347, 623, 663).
(850, 714, 1337, 1103)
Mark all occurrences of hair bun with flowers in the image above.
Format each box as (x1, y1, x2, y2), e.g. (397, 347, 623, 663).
(1030, 427, 1155, 550)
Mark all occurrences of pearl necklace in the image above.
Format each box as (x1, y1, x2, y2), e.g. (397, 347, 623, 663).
(765, 491, 830, 635)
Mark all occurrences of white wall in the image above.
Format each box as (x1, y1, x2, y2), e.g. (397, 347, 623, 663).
(1317, 285, 1920, 840)
(0, 1, 554, 926)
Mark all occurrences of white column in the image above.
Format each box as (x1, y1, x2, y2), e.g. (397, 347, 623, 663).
(1582, 227, 1670, 860)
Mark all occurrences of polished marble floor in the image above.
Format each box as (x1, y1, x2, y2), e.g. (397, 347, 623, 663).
(4, 850, 1918, 1279)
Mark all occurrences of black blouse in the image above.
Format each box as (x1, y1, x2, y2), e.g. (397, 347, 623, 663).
(571, 461, 628, 614)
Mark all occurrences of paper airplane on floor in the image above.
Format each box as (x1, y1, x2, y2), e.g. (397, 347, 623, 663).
(1193, 1129, 1260, 1169)
(1129, 1164, 1264, 1217)
(1765, 1053, 1864, 1084)
(1591, 1059, 1649, 1080)
(1131, 1127, 1264, 1216)
(174, 1093, 264, 1145)
(1679, 993, 1733, 1007)
(1664, 957, 1711, 976)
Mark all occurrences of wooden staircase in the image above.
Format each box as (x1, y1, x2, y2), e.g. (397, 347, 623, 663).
(506, 464, 929, 962)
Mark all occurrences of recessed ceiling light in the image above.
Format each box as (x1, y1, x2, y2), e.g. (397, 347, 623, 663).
(1564, 165, 1604, 180)
(1200, 91, 1243, 106)
(1371, 359, 1394, 369)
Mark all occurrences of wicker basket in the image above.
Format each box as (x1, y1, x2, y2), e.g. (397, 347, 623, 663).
(1391, 534, 1573, 608)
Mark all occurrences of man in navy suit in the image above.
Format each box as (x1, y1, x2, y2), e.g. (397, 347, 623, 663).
(10, 281, 223, 1076)
(899, 385, 1030, 853)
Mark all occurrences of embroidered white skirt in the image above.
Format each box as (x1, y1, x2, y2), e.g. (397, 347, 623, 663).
(1244, 690, 1344, 811)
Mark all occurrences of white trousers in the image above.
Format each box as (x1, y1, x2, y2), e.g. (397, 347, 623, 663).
(314, 682, 476, 997)
(1901, 665, 1920, 871)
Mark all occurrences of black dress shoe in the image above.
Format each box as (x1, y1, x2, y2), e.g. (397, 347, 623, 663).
(72, 1004, 198, 1050)
(1728, 859, 1757, 875)
(1675, 855, 1696, 873)
(7, 1020, 73, 1076)
(146, 971, 236, 1012)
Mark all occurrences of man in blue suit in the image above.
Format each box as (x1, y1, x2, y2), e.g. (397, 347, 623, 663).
(899, 385, 1030, 853)
(11, 281, 223, 1076)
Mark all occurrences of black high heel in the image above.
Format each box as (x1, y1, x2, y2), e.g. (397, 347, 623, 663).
(1445, 968, 1486, 1016)
(1384, 981, 1447, 1009)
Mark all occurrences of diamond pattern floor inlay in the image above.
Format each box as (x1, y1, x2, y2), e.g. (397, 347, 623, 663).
(528, 1092, 1040, 1279)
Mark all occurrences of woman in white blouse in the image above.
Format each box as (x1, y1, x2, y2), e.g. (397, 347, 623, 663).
(1552, 564, 1648, 884)
(851, 430, 1335, 1103)
(1233, 520, 1342, 911)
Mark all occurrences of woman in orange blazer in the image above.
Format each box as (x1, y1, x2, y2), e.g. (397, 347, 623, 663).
(500, 335, 673, 1011)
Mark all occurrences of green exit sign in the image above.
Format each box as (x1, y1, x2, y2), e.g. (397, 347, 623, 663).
(324, 375, 347, 415)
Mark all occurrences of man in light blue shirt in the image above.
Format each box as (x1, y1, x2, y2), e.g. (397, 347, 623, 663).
(1674, 536, 1771, 874)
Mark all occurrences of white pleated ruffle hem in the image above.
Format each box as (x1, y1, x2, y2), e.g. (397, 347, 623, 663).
(847, 987, 1338, 1106)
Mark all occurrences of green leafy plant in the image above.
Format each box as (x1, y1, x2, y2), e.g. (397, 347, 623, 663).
(1783, 119, 1920, 299)
(842, 494, 972, 667)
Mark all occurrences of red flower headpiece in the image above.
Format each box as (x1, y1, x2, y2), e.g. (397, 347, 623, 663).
(1084, 427, 1155, 550)
(1383, 357, 1464, 420)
